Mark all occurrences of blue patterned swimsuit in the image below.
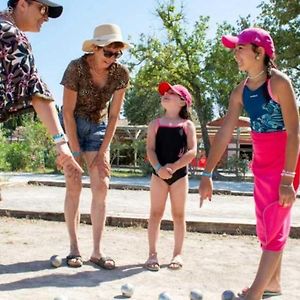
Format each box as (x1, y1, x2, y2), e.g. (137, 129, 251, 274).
(242, 80, 284, 132)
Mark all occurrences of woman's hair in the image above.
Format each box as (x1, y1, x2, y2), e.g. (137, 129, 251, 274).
(7, 0, 18, 9)
(179, 105, 190, 120)
(251, 44, 277, 101)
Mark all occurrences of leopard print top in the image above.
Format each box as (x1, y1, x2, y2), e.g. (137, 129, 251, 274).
(60, 54, 129, 123)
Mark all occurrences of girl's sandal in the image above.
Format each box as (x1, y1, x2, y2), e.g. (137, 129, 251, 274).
(168, 255, 183, 270)
(145, 253, 160, 271)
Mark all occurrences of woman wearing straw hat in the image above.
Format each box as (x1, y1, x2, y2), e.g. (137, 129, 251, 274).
(60, 24, 131, 269)
(0, 1, 83, 181)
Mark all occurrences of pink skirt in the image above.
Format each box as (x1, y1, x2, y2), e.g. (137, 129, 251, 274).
(251, 131, 300, 251)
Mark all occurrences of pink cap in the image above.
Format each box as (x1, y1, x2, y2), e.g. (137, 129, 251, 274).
(221, 27, 275, 59)
(158, 82, 192, 107)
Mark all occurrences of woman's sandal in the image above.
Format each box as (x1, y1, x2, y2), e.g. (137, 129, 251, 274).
(90, 256, 116, 270)
(168, 255, 183, 270)
(238, 287, 282, 299)
(66, 255, 83, 268)
(145, 253, 160, 271)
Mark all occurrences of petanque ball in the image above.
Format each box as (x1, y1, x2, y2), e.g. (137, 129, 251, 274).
(190, 289, 203, 300)
(158, 292, 172, 300)
(221, 290, 235, 300)
(50, 255, 62, 268)
(53, 296, 68, 300)
(121, 283, 134, 298)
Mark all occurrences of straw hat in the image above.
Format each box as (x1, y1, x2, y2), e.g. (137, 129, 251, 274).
(82, 24, 132, 52)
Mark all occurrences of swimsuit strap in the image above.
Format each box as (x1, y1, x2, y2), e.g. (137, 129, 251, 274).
(154, 118, 160, 134)
(182, 120, 189, 135)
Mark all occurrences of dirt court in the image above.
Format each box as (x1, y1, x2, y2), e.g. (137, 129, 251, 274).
(0, 218, 300, 300)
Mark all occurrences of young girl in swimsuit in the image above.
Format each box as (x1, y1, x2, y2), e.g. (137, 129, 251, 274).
(145, 82, 197, 271)
(199, 28, 299, 300)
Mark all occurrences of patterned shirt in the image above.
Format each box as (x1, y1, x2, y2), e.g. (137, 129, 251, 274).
(60, 54, 129, 123)
(0, 11, 53, 122)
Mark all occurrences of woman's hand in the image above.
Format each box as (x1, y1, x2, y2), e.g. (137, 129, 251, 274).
(199, 177, 213, 208)
(279, 184, 296, 207)
(56, 143, 83, 179)
(89, 151, 111, 178)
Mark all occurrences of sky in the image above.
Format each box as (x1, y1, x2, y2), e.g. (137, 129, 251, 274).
(0, 0, 263, 106)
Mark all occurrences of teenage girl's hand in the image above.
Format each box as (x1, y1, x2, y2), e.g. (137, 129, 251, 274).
(157, 166, 173, 179)
(56, 143, 83, 179)
(199, 177, 213, 208)
(279, 185, 296, 207)
(90, 151, 111, 178)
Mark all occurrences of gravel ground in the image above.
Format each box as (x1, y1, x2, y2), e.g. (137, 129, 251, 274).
(0, 218, 300, 300)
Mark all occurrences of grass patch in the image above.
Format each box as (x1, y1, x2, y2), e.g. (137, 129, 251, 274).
(111, 168, 144, 178)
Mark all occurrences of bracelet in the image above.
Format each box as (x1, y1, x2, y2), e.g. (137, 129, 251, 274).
(72, 151, 81, 157)
(52, 133, 68, 144)
(282, 170, 296, 175)
(280, 184, 293, 188)
(153, 163, 162, 172)
(281, 170, 295, 178)
(202, 171, 213, 178)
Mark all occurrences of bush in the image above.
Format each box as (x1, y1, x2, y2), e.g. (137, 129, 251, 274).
(5, 142, 28, 171)
(0, 119, 57, 172)
(0, 132, 9, 170)
(225, 154, 249, 180)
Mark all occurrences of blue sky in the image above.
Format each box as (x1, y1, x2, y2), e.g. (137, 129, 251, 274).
(1, 0, 263, 106)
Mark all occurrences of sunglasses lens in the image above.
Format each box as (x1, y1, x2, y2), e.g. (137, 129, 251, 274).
(103, 49, 122, 59)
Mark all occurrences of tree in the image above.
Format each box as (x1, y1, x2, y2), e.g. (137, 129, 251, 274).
(258, 0, 300, 94)
(125, 0, 241, 156)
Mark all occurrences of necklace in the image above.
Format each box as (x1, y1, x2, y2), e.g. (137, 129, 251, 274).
(247, 70, 265, 80)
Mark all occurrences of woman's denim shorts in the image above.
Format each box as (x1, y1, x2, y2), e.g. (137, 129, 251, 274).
(59, 113, 106, 152)
(76, 116, 106, 152)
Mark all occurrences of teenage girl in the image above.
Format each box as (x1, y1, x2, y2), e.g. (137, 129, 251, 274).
(199, 28, 299, 300)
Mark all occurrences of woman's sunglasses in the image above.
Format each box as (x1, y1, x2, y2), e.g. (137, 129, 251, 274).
(101, 48, 123, 59)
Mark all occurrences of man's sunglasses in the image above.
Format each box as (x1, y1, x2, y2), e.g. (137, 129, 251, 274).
(27, 0, 49, 17)
(101, 48, 123, 59)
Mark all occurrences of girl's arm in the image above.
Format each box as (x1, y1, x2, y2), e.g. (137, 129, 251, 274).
(203, 86, 244, 173)
(166, 120, 197, 171)
(272, 72, 300, 206)
(62, 87, 81, 154)
(199, 85, 243, 206)
(272, 72, 299, 178)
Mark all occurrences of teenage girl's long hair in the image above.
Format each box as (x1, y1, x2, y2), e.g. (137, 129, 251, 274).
(252, 44, 277, 101)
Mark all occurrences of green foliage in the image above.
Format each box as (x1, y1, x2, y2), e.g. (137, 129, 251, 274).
(0, 131, 10, 170)
(225, 154, 249, 180)
(0, 118, 57, 172)
(110, 141, 131, 165)
(5, 142, 28, 171)
(22, 120, 56, 171)
(257, 0, 300, 95)
(125, 0, 247, 156)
